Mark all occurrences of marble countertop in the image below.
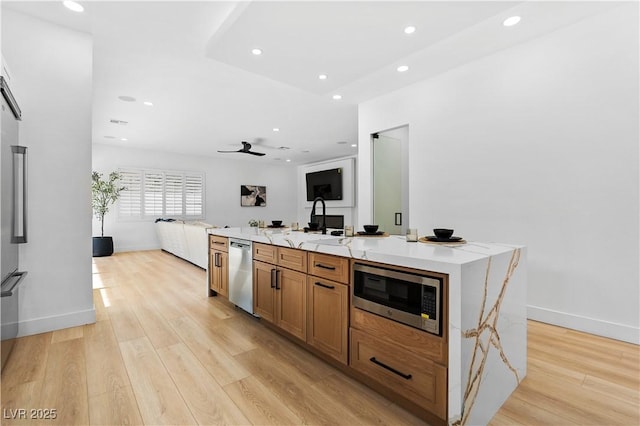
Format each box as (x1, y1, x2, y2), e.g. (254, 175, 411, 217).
(209, 227, 523, 271)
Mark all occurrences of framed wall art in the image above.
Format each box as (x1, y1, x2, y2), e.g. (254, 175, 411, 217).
(240, 185, 267, 206)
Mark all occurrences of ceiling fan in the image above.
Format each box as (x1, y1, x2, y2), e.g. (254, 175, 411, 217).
(217, 141, 265, 156)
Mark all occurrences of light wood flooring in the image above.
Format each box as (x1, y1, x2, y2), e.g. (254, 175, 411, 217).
(1, 250, 638, 425)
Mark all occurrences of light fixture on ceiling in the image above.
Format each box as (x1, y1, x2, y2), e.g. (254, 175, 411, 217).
(397, 65, 409, 73)
(143, 101, 153, 106)
(63, 1, 84, 13)
(273, 128, 280, 132)
(351, 144, 357, 148)
(120, 138, 128, 141)
(118, 95, 136, 102)
(285, 159, 291, 163)
(404, 26, 416, 34)
(251, 48, 263, 55)
(332, 94, 342, 100)
(503, 16, 521, 27)
(318, 74, 327, 80)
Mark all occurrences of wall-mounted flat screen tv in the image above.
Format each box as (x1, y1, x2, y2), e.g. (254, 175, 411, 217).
(306, 168, 343, 201)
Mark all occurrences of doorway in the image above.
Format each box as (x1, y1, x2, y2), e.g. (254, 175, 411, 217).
(372, 126, 408, 235)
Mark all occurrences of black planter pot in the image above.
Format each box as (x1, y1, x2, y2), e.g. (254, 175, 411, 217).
(93, 236, 114, 257)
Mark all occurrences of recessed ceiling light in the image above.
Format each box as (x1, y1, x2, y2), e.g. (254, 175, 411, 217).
(118, 95, 136, 102)
(273, 128, 280, 132)
(397, 65, 409, 73)
(120, 138, 128, 141)
(503, 16, 521, 27)
(332, 94, 342, 100)
(63, 1, 84, 13)
(143, 101, 153, 106)
(285, 159, 291, 162)
(404, 26, 416, 34)
(251, 48, 263, 55)
(351, 144, 357, 148)
(318, 74, 328, 80)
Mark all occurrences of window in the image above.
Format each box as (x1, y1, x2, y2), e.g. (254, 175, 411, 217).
(118, 168, 205, 220)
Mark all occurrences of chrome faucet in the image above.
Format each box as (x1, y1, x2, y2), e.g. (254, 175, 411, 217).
(310, 196, 327, 235)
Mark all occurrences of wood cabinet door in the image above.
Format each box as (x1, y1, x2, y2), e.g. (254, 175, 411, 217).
(276, 268, 307, 341)
(253, 260, 276, 322)
(218, 251, 228, 297)
(307, 276, 348, 364)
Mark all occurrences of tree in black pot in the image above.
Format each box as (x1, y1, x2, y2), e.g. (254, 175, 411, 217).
(91, 171, 125, 257)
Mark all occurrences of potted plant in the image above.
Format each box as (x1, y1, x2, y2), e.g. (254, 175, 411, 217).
(91, 171, 125, 257)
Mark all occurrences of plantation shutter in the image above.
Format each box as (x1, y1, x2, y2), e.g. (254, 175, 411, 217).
(185, 174, 203, 216)
(118, 170, 142, 217)
(165, 173, 184, 216)
(117, 168, 205, 220)
(144, 172, 164, 217)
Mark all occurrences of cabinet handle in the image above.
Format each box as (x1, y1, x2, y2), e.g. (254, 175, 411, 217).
(369, 357, 412, 380)
(314, 282, 335, 290)
(275, 270, 281, 290)
(270, 269, 276, 289)
(314, 263, 336, 270)
(213, 241, 225, 245)
(215, 252, 220, 267)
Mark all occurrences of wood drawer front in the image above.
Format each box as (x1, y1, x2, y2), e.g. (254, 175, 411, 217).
(277, 247, 308, 273)
(350, 328, 447, 420)
(253, 243, 277, 264)
(351, 307, 447, 365)
(209, 235, 228, 252)
(308, 253, 349, 284)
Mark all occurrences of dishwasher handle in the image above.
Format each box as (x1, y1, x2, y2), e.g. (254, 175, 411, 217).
(230, 241, 251, 250)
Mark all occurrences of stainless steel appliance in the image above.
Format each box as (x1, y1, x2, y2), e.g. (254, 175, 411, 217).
(228, 238, 254, 315)
(352, 263, 442, 335)
(1, 75, 28, 371)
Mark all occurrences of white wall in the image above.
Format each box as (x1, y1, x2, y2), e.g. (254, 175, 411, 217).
(2, 10, 95, 336)
(93, 143, 298, 252)
(358, 4, 639, 343)
(297, 156, 357, 230)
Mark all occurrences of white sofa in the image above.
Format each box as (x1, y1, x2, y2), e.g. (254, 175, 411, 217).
(155, 221, 214, 269)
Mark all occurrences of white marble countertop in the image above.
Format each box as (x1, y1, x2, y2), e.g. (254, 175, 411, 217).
(209, 227, 523, 272)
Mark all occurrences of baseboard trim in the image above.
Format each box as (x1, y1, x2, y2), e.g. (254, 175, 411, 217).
(17, 307, 96, 337)
(528, 305, 639, 345)
(115, 243, 160, 253)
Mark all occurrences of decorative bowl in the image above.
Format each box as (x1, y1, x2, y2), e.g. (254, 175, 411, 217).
(363, 225, 379, 234)
(433, 228, 454, 239)
(271, 220, 282, 227)
(308, 222, 320, 230)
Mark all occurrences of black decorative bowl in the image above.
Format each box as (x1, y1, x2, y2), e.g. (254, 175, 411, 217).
(271, 220, 282, 227)
(308, 222, 320, 231)
(433, 228, 454, 239)
(363, 225, 379, 234)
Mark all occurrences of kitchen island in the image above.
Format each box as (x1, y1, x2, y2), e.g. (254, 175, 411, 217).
(208, 227, 527, 426)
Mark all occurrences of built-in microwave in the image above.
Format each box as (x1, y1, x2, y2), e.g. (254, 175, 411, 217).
(352, 263, 442, 336)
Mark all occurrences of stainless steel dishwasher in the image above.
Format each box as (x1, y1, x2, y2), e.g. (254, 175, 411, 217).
(228, 238, 254, 315)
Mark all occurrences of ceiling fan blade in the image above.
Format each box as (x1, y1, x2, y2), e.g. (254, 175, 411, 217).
(247, 151, 266, 156)
(217, 149, 242, 153)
